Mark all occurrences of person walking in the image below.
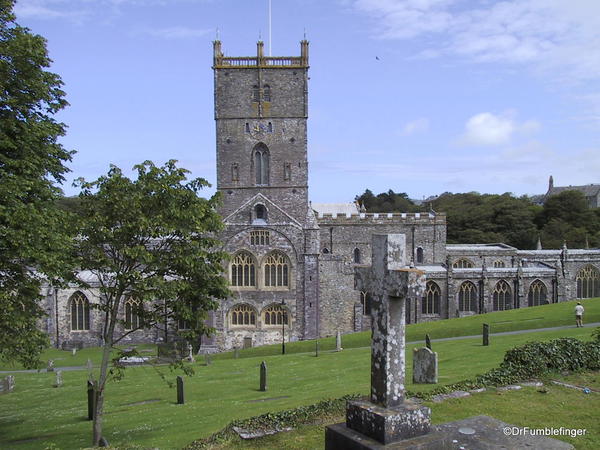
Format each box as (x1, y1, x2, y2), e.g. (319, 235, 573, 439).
(575, 302, 585, 327)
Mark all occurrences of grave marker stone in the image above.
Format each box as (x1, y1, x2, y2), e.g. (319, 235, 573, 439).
(176, 376, 184, 404)
(87, 380, 97, 420)
(335, 331, 342, 351)
(2, 375, 15, 393)
(259, 361, 267, 392)
(54, 370, 63, 388)
(234, 347, 239, 359)
(205, 353, 212, 366)
(46, 359, 54, 372)
(413, 347, 438, 384)
(425, 333, 432, 350)
(72, 348, 77, 356)
(483, 323, 490, 346)
(187, 344, 195, 363)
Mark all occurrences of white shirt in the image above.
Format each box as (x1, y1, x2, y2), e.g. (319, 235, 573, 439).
(575, 305, 584, 315)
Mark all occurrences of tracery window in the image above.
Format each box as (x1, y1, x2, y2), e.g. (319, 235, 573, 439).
(458, 281, 477, 312)
(124, 297, 142, 330)
(453, 258, 474, 269)
(422, 281, 441, 315)
(576, 265, 600, 299)
(70, 292, 90, 331)
(230, 304, 257, 327)
(230, 252, 256, 287)
(263, 304, 288, 326)
(250, 230, 270, 245)
(493, 260, 505, 268)
(254, 144, 270, 185)
(493, 280, 512, 311)
(263, 84, 271, 102)
(264, 252, 289, 287)
(353, 248, 361, 264)
(528, 280, 548, 307)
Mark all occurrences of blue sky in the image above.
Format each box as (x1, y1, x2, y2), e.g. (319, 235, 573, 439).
(14, 0, 600, 202)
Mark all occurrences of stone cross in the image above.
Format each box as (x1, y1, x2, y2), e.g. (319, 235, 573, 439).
(354, 234, 426, 408)
(187, 343, 195, 363)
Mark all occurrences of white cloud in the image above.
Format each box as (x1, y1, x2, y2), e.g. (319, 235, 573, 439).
(401, 117, 429, 135)
(460, 112, 539, 146)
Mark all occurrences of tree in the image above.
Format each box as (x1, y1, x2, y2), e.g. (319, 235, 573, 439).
(355, 189, 420, 212)
(75, 160, 230, 446)
(0, 0, 74, 368)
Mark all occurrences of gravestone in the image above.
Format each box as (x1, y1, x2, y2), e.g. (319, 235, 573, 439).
(204, 353, 212, 366)
(72, 348, 77, 356)
(176, 376, 184, 404)
(483, 323, 490, 346)
(335, 331, 342, 352)
(413, 347, 438, 384)
(87, 380, 97, 420)
(46, 359, 54, 372)
(234, 347, 239, 359)
(259, 361, 267, 391)
(187, 344, 195, 363)
(2, 375, 15, 393)
(54, 370, 63, 388)
(425, 333, 432, 350)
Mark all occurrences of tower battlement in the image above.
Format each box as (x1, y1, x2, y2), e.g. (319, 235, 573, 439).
(213, 40, 309, 69)
(316, 212, 446, 224)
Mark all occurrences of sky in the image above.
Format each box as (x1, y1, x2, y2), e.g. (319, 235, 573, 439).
(13, 0, 600, 202)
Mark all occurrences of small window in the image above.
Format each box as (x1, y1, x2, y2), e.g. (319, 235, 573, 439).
(254, 144, 270, 185)
(255, 204, 267, 220)
(245, 123, 250, 133)
(353, 248, 361, 264)
(493, 260, 505, 268)
(453, 258, 474, 269)
(360, 291, 372, 315)
(283, 163, 291, 181)
(263, 84, 271, 102)
(231, 163, 239, 182)
(416, 247, 424, 264)
(268, 122, 273, 133)
(250, 230, 270, 245)
(252, 85, 260, 102)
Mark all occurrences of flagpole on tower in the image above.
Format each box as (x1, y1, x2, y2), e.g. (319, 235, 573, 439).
(268, 0, 272, 56)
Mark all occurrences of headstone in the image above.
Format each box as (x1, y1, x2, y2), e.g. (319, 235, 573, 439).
(187, 344, 195, 363)
(315, 340, 319, 357)
(413, 347, 438, 384)
(233, 347, 239, 359)
(87, 380, 96, 420)
(259, 361, 267, 391)
(335, 331, 342, 351)
(3, 375, 15, 393)
(483, 323, 490, 346)
(204, 353, 212, 366)
(176, 376, 184, 404)
(72, 348, 77, 356)
(425, 333, 432, 350)
(46, 359, 54, 372)
(54, 370, 63, 388)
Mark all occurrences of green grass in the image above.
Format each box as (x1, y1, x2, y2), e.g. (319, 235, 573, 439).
(0, 326, 596, 449)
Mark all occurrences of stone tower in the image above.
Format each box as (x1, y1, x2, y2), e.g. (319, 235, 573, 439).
(212, 40, 320, 342)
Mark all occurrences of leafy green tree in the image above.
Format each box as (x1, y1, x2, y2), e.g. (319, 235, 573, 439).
(75, 160, 230, 446)
(355, 189, 420, 212)
(0, 0, 74, 368)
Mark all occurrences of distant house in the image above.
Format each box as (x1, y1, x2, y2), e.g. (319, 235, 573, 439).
(545, 175, 600, 208)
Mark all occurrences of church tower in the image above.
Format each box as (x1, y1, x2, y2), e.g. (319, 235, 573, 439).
(213, 40, 310, 221)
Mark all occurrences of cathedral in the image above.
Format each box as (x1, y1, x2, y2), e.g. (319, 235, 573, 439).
(40, 41, 600, 351)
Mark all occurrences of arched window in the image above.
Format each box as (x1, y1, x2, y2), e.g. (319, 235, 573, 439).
(263, 304, 288, 326)
(124, 297, 142, 330)
(268, 122, 273, 133)
(255, 204, 267, 221)
(264, 252, 289, 287)
(252, 85, 260, 102)
(231, 252, 256, 287)
(230, 304, 257, 327)
(458, 281, 477, 312)
(528, 280, 548, 307)
(254, 144, 270, 185)
(422, 281, 440, 315)
(493, 280, 512, 311)
(70, 292, 90, 331)
(493, 260, 505, 268)
(416, 247, 424, 264)
(360, 291, 372, 315)
(263, 84, 271, 102)
(453, 258, 474, 269)
(576, 265, 600, 299)
(353, 248, 361, 264)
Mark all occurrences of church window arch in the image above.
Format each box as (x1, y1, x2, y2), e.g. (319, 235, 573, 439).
(576, 265, 600, 299)
(458, 281, 477, 312)
(70, 292, 90, 331)
(124, 297, 143, 330)
(263, 84, 271, 102)
(264, 252, 289, 287)
(493, 280, 512, 311)
(252, 85, 260, 102)
(360, 291, 372, 315)
(253, 143, 270, 185)
(262, 304, 288, 326)
(493, 260, 505, 268)
(528, 280, 548, 307)
(353, 248, 361, 264)
(255, 204, 267, 221)
(453, 258, 474, 269)
(230, 251, 256, 287)
(230, 304, 257, 327)
(422, 281, 441, 315)
(416, 247, 424, 264)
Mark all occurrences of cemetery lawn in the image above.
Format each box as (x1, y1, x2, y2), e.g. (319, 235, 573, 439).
(0, 324, 598, 449)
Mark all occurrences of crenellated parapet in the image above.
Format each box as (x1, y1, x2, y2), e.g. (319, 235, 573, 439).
(213, 39, 309, 69)
(316, 212, 446, 225)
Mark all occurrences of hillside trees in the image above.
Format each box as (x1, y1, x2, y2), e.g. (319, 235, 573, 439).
(0, 0, 75, 367)
(75, 160, 230, 446)
(355, 189, 420, 212)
